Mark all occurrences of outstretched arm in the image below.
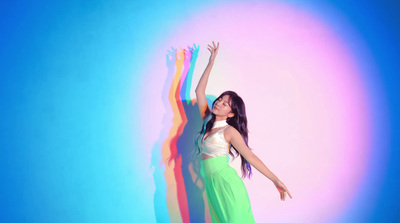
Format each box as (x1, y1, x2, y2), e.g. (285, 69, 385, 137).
(226, 126, 293, 201)
(195, 41, 220, 120)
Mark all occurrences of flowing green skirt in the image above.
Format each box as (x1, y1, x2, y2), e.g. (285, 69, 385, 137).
(200, 156, 255, 223)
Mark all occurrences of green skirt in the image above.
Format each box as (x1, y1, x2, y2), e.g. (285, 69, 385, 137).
(200, 156, 255, 223)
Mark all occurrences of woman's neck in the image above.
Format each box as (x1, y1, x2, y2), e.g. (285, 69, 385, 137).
(212, 119, 228, 129)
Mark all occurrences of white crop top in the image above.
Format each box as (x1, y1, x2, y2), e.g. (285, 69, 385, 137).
(201, 123, 230, 157)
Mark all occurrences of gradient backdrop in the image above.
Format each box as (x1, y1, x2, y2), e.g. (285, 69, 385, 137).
(1, 0, 399, 222)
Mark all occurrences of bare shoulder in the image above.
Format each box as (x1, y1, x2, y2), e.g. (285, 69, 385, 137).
(223, 125, 241, 144)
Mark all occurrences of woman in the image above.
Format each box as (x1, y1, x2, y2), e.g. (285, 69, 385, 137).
(194, 41, 292, 223)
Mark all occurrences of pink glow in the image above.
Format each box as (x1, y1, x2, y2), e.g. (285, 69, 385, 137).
(143, 2, 372, 222)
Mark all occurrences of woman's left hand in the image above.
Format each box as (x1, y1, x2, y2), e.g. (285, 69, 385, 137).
(273, 179, 292, 201)
(207, 41, 219, 62)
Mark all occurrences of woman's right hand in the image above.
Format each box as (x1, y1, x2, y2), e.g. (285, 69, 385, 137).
(207, 41, 220, 62)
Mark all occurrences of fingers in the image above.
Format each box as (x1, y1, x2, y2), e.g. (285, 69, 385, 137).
(287, 190, 293, 199)
(282, 189, 292, 201)
(208, 42, 220, 51)
(207, 42, 220, 59)
(167, 47, 176, 55)
(277, 186, 283, 201)
(282, 184, 292, 199)
(277, 184, 292, 201)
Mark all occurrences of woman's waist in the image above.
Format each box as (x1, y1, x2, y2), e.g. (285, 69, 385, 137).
(200, 155, 230, 175)
(201, 144, 229, 156)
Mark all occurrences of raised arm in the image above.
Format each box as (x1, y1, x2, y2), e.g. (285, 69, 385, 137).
(195, 41, 220, 120)
(226, 126, 293, 201)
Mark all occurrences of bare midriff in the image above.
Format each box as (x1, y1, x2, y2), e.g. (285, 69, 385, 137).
(201, 153, 214, 160)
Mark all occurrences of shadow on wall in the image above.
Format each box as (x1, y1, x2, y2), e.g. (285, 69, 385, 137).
(150, 44, 217, 223)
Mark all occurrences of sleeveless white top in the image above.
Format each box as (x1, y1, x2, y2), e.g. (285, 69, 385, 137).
(201, 120, 230, 157)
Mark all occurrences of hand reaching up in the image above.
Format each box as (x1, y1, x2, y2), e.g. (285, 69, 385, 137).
(188, 43, 200, 62)
(166, 47, 177, 67)
(207, 41, 219, 62)
(176, 47, 185, 65)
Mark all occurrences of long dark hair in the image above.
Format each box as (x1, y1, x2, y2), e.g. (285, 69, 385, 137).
(194, 90, 253, 179)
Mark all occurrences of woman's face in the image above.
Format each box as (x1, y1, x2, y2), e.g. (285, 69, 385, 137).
(212, 95, 234, 118)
